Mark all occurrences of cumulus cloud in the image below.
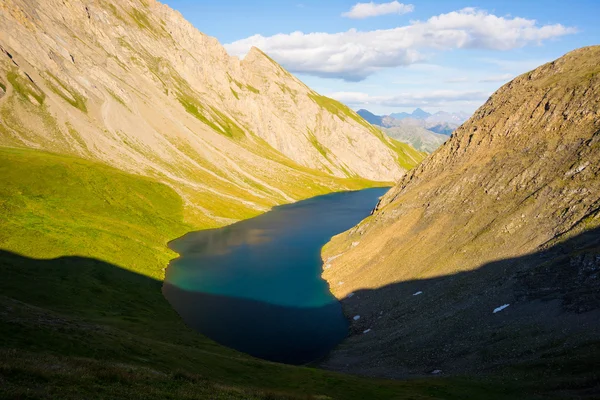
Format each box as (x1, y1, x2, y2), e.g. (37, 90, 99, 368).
(225, 8, 576, 81)
(479, 73, 514, 82)
(328, 90, 490, 107)
(342, 1, 414, 19)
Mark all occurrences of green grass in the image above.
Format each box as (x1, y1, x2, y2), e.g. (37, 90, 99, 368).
(210, 106, 246, 140)
(130, 7, 154, 31)
(0, 147, 528, 399)
(7, 70, 45, 105)
(104, 2, 126, 23)
(307, 129, 330, 159)
(44, 72, 87, 113)
(106, 87, 129, 109)
(177, 93, 223, 133)
(229, 77, 261, 94)
(0, 147, 189, 279)
(384, 135, 427, 170)
(245, 84, 260, 94)
(176, 91, 246, 140)
(0, 80, 6, 93)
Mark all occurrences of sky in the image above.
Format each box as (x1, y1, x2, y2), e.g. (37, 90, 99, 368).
(162, 0, 600, 115)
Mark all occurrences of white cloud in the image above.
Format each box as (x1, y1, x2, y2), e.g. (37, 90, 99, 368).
(328, 90, 490, 107)
(479, 73, 514, 82)
(225, 8, 576, 81)
(342, 1, 414, 19)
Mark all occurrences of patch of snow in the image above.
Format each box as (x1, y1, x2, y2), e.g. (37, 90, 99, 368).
(353, 315, 360, 321)
(351, 241, 360, 247)
(338, 281, 344, 285)
(493, 304, 510, 314)
(431, 369, 442, 375)
(413, 291, 423, 296)
(346, 292, 355, 298)
(363, 329, 371, 334)
(324, 263, 331, 270)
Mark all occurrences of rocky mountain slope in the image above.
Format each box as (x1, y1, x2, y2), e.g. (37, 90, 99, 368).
(321, 47, 600, 384)
(0, 0, 422, 228)
(381, 125, 448, 153)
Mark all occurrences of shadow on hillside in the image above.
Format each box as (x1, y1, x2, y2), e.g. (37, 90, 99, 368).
(324, 227, 600, 384)
(1, 227, 600, 391)
(0, 249, 167, 320)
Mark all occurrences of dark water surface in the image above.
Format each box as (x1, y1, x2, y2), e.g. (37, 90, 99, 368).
(162, 187, 389, 364)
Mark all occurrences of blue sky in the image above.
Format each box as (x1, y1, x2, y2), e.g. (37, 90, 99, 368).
(163, 0, 599, 115)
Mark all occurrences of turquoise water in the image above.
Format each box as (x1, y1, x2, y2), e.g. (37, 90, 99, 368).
(162, 187, 388, 364)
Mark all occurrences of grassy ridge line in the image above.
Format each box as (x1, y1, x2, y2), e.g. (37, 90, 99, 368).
(0, 147, 521, 399)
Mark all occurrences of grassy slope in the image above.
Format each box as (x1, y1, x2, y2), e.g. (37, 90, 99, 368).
(0, 147, 527, 399)
(0, 147, 189, 279)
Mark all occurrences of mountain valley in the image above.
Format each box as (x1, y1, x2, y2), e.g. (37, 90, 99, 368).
(1, 0, 599, 399)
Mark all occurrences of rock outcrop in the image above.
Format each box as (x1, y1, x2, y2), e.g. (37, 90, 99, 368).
(321, 46, 600, 378)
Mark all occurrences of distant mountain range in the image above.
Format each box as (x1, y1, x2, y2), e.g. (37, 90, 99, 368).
(357, 108, 471, 152)
(357, 108, 471, 134)
(389, 107, 432, 120)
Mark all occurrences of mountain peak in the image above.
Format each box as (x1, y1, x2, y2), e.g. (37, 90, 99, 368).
(411, 108, 431, 119)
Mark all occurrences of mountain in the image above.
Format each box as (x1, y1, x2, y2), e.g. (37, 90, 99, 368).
(357, 109, 383, 125)
(381, 125, 448, 153)
(410, 107, 431, 119)
(0, 0, 423, 229)
(389, 108, 432, 120)
(428, 110, 470, 124)
(390, 108, 453, 121)
(367, 109, 469, 135)
(321, 46, 600, 384)
(426, 122, 459, 135)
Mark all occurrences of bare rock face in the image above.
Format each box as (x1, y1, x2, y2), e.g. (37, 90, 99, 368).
(0, 0, 418, 225)
(321, 47, 600, 378)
